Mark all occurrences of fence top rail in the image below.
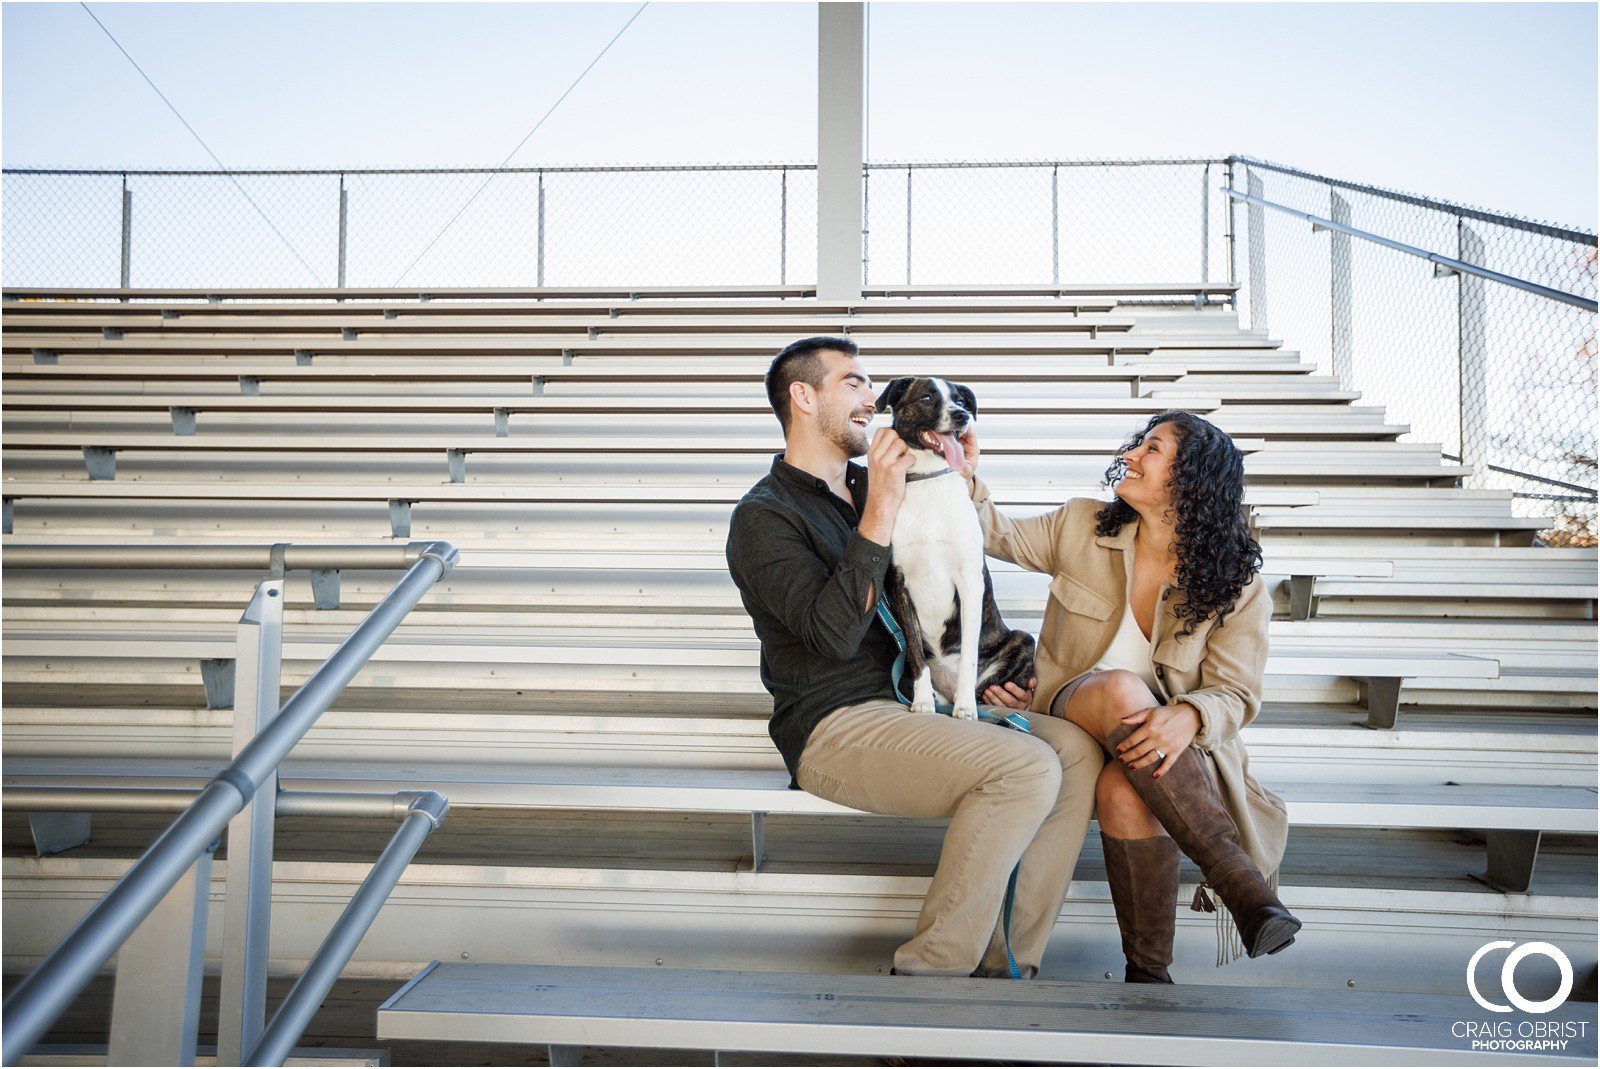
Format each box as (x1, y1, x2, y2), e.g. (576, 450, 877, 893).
(1, 542, 447, 572)
(1228, 155, 1597, 245)
(1, 158, 1228, 178)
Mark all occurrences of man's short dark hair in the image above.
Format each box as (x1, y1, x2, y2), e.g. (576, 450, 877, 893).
(766, 336, 859, 433)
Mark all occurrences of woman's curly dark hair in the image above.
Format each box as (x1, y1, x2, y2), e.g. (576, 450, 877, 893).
(1095, 411, 1263, 636)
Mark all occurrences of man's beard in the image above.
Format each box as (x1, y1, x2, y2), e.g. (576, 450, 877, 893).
(820, 403, 869, 458)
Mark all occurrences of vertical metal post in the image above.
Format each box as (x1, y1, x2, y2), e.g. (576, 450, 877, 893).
(779, 167, 788, 286)
(817, 1, 866, 299)
(537, 172, 546, 288)
(1458, 220, 1488, 488)
(119, 175, 132, 291)
(904, 166, 913, 285)
(1224, 159, 1238, 307)
(1051, 165, 1060, 286)
(216, 580, 285, 1067)
(1245, 168, 1267, 334)
(336, 175, 349, 290)
(1200, 164, 1211, 283)
(861, 165, 871, 287)
(106, 851, 214, 1066)
(1329, 190, 1353, 388)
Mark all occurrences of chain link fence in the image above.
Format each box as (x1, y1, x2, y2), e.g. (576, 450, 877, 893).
(1228, 157, 1597, 545)
(3, 161, 1231, 291)
(4, 158, 1594, 540)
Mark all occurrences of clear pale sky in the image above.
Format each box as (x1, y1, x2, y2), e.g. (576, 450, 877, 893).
(3, 1, 1595, 229)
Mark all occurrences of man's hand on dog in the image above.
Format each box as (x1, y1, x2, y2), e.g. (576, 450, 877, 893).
(982, 677, 1036, 710)
(858, 427, 916, 545)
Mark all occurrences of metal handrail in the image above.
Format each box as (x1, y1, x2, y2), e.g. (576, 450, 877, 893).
(246, 793, 447, 1067)
(1222, 186, 1598, 313)
(1228, 155, 1597, 245)
(1, 541, 445, 572)
(4, 785, 443, 822)
(0, 539, 460, 1066)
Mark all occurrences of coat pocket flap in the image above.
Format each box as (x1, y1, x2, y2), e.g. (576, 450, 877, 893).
(1153, 632, 1207, 671)
(1048, 574, 1114, 620)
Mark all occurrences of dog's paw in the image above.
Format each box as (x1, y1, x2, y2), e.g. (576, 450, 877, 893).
(911, 698, 938, 716)
(951, 699, 980, 721)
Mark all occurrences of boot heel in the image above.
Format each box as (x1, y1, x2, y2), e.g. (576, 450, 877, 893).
(1246, 909, 1302, 958)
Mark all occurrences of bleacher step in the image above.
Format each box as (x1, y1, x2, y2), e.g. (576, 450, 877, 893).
(374, 962, 1595, 1066)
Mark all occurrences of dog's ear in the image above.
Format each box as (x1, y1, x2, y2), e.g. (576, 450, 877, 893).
(949, 381, 978, 418)
(875, 377, 912, 413)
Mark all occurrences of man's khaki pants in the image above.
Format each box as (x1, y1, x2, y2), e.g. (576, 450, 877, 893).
(795, 699, 1102, 977)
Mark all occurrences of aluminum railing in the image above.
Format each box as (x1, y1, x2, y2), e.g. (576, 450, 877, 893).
(0, 540, 461, 1067)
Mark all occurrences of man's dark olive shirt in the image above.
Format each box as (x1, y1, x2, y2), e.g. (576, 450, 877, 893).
(726, 454, 900, 785)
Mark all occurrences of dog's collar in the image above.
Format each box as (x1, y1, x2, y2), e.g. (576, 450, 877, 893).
(905, 467, 957, 483)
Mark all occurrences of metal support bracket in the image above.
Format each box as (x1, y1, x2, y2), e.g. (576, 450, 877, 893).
(587, 326, 600, 340)
(549, 1045, 588, 1067)
(108, 850, 213, 1066)
(32, 348, 58, 364)
(294, 349, 314, 366)
(1358, 677, 1404, 730)
(162, 309, 181, 320)
(384, 309, 398, 320)
(239, 375, 262, 396)
(494, 408, 510, 437)
(4, 498, 14, 535)
(201, 657, 237, 709)
(749, 812, 767, 873)
(170, 407, 198, 436)
(217, 580, 285, 1066)
(342, 328, 358, 341)
(83, 447, 117, 480)
(1433, 261, 1460, 279)
(102, 327, 124, 341)
(388, 499, 414, 538)
(530, 376, 546, 396)
(447, 449, 467, 484)
(311, 568, 341, 610)
(27, 812, 92, 857)
(561, 349, 575, 366)
(1285, 575, 1316, 621)
(1472, 829, 1542, 893)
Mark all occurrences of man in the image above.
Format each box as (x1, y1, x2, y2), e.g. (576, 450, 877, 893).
(725, 336, 1102, 978)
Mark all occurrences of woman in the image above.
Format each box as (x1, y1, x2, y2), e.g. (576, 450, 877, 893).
(962, 411, 1298, 983)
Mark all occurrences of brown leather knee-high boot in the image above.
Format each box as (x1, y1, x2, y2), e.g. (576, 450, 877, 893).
(1100, 832, 1179, 983)
(1104, 725, 1300, 958)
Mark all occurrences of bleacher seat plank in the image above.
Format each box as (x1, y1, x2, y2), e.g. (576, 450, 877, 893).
(4, 282, 1238, 301)
(4, 333, 1160, 358)
(373, 961, 1593, 1066)
(1, 392, 1220, 420)
(14, 759, 1587, 832)
(1, 313, 1144, 337)
(1, 298, 1124, 317)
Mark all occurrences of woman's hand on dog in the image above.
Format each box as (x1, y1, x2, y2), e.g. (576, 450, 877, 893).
(982, 676, 1035, 710)
(958, 428, 981, 480)
(1115, 703, 1202, 777)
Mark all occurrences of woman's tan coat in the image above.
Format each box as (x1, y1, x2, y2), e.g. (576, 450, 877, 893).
(969, 478, 1288, 880)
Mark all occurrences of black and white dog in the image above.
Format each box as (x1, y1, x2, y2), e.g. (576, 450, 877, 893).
(876, 376, 1037, 720)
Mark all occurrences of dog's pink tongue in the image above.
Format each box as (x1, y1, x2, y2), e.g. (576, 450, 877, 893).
(936, 432, 965, 473)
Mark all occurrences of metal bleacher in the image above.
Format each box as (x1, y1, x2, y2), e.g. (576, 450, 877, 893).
(3, 286, 1596, 1063)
